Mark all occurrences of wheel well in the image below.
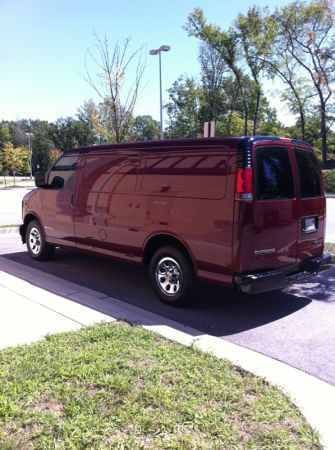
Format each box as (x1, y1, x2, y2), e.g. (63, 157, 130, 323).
(24, 214, 39, 228)
(143, 235, 195, 269)
(20, 214, 39, 243)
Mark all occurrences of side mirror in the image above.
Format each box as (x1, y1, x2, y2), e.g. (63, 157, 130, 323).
(51, 176, 64, 189)
(35, 172, 47, 188)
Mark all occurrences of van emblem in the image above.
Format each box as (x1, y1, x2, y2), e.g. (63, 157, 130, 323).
(254, 248, 276, 256)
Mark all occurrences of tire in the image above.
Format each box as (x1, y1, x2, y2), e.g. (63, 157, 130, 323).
(26, 220, 55, 261)
(148, 246, 194, 306)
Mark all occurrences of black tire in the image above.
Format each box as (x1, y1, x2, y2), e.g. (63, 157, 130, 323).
(148, 246, 194, 306)
(26, 220, 55, 261)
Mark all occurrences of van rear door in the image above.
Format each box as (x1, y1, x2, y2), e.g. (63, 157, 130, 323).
(252, 144, 298, 270)
(294, 146, 325, 262)
(238, 142, 299, 273)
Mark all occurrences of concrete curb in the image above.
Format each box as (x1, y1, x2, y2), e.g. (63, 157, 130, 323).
(0, 226, 20, 234)
(0, 255, 334, 449)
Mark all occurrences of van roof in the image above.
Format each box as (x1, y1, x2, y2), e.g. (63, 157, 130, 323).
(65, 135, 312, 154)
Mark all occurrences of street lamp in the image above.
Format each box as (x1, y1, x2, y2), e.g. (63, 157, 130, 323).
(149, 45, 171, 140)
(26, 132, 33, 179)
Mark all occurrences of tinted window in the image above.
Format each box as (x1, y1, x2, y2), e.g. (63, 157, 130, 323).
(48, 155, 79, 186)
(295, 149, 321, 198)
(256, 147, 294, 200)
(53, 155, 79, 171)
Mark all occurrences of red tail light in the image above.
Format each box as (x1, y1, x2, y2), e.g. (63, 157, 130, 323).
(236, 168, 253, 201)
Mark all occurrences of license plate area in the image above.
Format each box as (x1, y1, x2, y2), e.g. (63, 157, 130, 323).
(302, 216, 318, 234)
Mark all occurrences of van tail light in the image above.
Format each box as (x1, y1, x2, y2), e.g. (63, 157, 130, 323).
(236, 168, 253, 201)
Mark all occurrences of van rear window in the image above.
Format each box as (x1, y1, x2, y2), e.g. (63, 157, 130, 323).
(295, 149, 321, 198)
(256, 147, 294, 200)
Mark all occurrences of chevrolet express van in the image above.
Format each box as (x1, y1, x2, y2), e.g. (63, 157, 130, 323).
(20, 136, 331, 305)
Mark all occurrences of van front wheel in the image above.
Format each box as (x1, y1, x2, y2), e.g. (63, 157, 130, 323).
(26, 220, 54, 261)
(149, 246, 194, 306)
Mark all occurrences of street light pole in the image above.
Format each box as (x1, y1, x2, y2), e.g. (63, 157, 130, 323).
(158, 51, 163, 139)
(149, 45, 170, 140)
(26, 132, 33, 179)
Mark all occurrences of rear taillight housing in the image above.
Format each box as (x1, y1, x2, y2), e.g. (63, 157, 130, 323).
(236, 140, 254, 201)
(236, 168, 253, 201)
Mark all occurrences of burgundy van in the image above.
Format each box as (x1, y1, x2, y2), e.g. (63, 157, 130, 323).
(20, 136, 331, 305)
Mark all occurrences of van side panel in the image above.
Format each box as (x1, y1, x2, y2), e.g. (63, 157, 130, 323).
(139, 146, 237, 283)
(73, 151, 145, 261)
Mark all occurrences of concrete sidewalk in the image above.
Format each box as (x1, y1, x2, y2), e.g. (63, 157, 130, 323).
(0, 187, 33, 227)
(0, 255, 334, 449)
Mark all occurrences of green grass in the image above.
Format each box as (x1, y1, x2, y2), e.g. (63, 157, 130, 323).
(325, 242, 335, 254)
(0, 323, 320, 449)
(0, 225, 19, 229)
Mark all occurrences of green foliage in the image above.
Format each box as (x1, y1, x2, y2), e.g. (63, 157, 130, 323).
(323, 170, 335, 193)
(0, 143, 30, 176)
(0, 126, 11, 147)
(166, 77, 202, 138)
(48, 117, 96, 151)
(185, 1, 335, 157)
(130, 115, 160, 141)
(30, 123, 54, 174)
(216, 112, 248, 136)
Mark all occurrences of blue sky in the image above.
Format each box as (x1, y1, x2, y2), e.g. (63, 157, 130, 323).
(1, 0, 293, 124)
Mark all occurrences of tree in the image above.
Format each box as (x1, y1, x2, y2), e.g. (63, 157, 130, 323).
(130, 115, 160, 141)
(85, 35, 145, 143)
(77, 100, 101, 143)
(31, 123, 54, 174)
(199, 43, 228, 121)
(1, 144, 30, 184)
(186, 9, 250, 134)
(278, 0, 335, 162)
(236, 7, 277, 134)
(49, 148, 63, 166)
(49, 117, 95, 151)
(0, 125, 11, 148)
(166, 77, 202, 138)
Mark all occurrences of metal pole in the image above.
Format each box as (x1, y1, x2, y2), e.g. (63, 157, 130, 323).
(28, 134, 32, 179)
(159, 51, 163, 140)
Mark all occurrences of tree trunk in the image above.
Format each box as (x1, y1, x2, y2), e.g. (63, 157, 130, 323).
(320, 103, 328, 164)
(253, 87, 261, 136)
(244, 109, 248, 136)
(299, 106, 305, 141)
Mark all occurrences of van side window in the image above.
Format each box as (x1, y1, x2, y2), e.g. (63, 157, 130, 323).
(256, 147, 294, 200)
(295, 149, 321, 198)
(48, 154, 79, 187)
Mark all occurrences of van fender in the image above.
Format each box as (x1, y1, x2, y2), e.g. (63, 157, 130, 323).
(142, 231, 198, 273)
(21, 210, 45, 243)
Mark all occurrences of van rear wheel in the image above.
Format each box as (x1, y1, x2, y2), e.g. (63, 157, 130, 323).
(26, 220, 54, 261)
(149, 246, 194, 306)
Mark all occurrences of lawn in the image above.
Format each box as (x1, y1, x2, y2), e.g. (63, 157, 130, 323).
(325, 242, 335, 254)
(0, 322, 320, 449)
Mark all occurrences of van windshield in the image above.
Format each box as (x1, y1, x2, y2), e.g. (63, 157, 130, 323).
(256, 147, 294, 200)
(295, 149, 321, 198)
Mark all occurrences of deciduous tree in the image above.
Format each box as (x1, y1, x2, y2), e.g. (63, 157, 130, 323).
(85, 35, 145, 143)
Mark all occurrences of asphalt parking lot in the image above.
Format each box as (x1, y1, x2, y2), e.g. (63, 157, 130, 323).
(1, 231, 335, 385)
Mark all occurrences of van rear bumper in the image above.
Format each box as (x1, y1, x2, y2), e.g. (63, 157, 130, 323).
(235, 252, 333, 295)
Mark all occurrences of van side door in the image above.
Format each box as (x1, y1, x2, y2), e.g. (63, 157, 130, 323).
(73, 151, 143, 260)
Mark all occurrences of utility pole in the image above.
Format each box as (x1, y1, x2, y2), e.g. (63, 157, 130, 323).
(149, 45, 171, 139)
